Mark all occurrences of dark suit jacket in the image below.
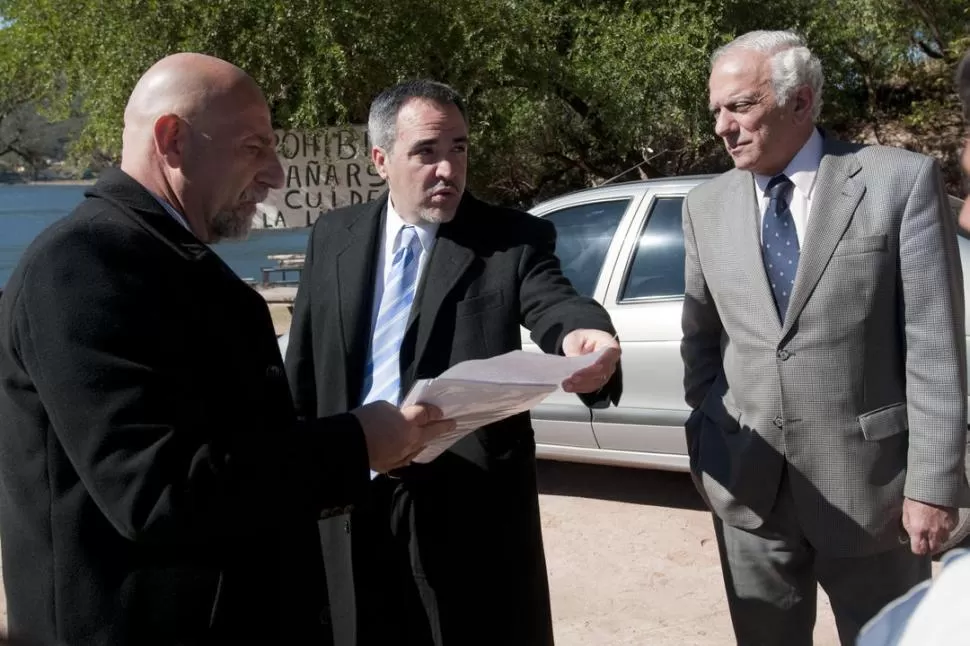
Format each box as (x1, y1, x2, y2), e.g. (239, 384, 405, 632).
(285, 192, 621, 646)
(0, 169, 371, 645)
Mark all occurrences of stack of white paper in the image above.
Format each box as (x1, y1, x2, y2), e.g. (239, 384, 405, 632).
(402, 348, 606, 463)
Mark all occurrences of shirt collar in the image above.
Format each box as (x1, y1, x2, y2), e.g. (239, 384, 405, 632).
(386, 197, 439, 252)
(149, 192, 193, 233)
(754, 128, 824, 201)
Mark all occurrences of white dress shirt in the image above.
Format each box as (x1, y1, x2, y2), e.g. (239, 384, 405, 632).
(754, 128, 824, 245)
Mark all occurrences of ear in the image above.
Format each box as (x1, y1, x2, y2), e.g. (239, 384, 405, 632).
(153, 114, 185, 167)
(792, 86, 814, 123)
(371, 145, 390, 180)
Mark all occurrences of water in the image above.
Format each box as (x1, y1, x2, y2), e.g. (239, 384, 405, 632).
(0, 184, 311, 288)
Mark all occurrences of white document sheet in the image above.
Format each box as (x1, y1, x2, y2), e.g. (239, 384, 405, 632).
(402, 349, 606, 463)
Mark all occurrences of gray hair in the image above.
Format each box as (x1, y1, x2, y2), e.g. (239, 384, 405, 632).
(957, 50, 970, 121)
(712, 30, 825, 120)
(367, 79, 467, 152)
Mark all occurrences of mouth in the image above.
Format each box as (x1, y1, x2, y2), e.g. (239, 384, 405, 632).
(429, 187, 458, 203)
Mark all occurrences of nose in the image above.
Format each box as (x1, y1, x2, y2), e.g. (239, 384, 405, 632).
(435, 157, 455, 181)
(713, 109, 736, 139)
(260, 150, 285, 190)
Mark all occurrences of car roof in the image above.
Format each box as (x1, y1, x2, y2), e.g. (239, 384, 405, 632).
(528, 174, 717, 214)
(529, 174, 966, 219)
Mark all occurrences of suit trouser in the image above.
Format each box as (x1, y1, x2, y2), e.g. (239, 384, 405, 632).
(320, 475, 435, 646)
(713, 472, 931, 646)
(319, 513, 356, 646)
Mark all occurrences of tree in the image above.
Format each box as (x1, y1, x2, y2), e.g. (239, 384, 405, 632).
(0, 0, 967, 201)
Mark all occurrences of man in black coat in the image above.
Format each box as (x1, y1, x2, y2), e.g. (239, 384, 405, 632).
(285, 80, 623, 646)
(0, 54, 453, 646)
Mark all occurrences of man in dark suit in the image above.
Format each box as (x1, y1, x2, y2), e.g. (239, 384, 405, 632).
(682, 30, 968, 645)
(285, 79, 622, 646)
(0, 54, 454, 646)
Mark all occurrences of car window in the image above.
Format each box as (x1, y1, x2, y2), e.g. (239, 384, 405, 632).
(620, 196, 686, 300)
(542, 199, 629, 298)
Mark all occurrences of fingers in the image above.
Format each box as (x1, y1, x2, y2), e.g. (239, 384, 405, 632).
(418, 418, 457, 444)
(562, 329, 620, 357)
(908, 530, 948, 556)
(904, 522, 953, 555)
(401, 403, 443, 426)
(562, 360, 615, 393)
(902, 499, 958, 555)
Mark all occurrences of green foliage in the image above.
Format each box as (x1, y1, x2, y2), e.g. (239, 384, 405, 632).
(1, 0, 969, 201)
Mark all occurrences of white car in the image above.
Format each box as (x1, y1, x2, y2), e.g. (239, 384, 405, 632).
(276, 179, 970, 548)
(523, 177, 969, 472)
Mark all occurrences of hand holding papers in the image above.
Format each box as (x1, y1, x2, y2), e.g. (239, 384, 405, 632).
(402, 348, 608, 463)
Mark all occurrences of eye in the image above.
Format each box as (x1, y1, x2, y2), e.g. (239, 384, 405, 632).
(452, 143, 468, 153)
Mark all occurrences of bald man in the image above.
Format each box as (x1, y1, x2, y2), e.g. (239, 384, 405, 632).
(0, 53, 453, 646)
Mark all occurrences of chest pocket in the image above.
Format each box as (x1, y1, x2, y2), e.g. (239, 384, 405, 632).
(455, 289, 506, 318)
(833, 235, 888, 256)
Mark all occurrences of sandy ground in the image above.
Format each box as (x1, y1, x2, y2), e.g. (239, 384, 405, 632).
(537, 461, 840, 645)
(0, 462, 846, 644)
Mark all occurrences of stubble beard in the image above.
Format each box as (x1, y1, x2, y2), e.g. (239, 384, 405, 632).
(417, 207, 457, 224)
(208, 205, 255, 243)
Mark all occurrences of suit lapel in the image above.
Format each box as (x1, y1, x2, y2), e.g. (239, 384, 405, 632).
(782, 141, 864, 334)
(729, 171, 784, 335)
(335, 199, 384, 404)
(403, 199, 476, 388)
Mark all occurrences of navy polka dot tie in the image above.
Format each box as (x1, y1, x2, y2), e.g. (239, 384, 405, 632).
(761, 174, 799, 321)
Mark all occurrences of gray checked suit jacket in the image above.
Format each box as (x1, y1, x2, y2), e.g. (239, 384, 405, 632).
(681, 135, 970, 557)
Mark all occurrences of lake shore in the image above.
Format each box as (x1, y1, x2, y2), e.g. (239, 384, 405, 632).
(25, 179, 97, 186)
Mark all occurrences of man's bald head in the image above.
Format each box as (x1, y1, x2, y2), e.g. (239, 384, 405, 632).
(122, 53, 258, 163)
(120, 53, 283, 243)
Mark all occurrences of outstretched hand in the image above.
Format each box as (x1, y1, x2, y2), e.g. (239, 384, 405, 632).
(561, 329, 621, 394)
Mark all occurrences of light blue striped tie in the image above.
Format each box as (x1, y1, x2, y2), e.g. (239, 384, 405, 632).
(360, 225, 421, 407)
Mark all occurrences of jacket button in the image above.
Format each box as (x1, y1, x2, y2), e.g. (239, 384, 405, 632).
(777, 349, 792, 360)
(773, 416, 784, 429)
(266, 365, 284, 379)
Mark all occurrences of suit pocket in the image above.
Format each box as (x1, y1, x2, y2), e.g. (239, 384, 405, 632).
(455, 289, 506, 318)
(833, 235, 888, 256)
(858, 402, 907, 440)
(699, 397, 743, 435)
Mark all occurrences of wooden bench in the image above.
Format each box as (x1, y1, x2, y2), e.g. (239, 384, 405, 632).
(260, 253, 306, 287)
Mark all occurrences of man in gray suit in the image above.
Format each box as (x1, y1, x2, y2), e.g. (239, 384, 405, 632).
(681, 30, 969, 645)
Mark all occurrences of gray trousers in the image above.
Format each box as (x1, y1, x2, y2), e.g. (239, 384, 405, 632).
(713, 475, 930, 645)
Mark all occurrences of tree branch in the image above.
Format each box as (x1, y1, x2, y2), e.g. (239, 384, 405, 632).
(915, 39, 944, 60)
(906, 0, 946, 57)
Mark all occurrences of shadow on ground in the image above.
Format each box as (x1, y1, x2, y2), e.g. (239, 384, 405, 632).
(536, 460, 707, 511)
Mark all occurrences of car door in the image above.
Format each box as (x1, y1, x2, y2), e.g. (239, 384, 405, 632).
(523, 191, 644, 451)
(591, 190, 693, 470)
